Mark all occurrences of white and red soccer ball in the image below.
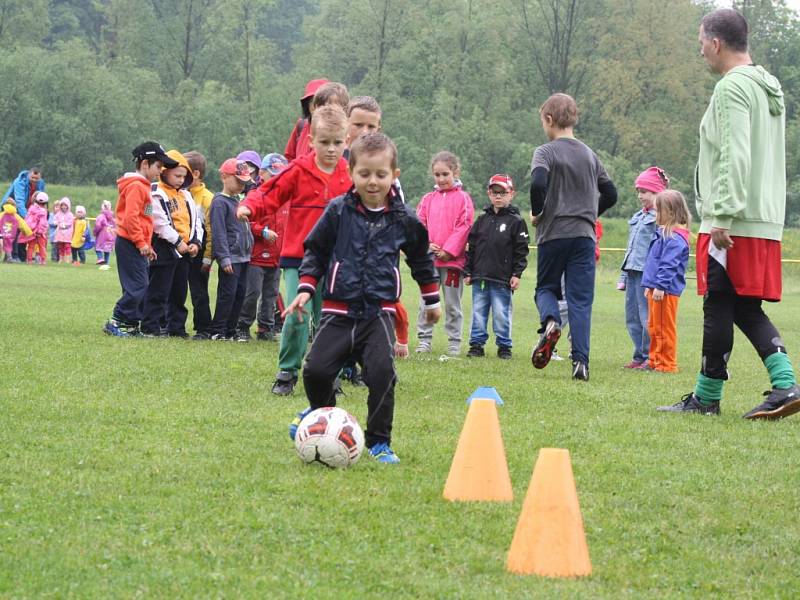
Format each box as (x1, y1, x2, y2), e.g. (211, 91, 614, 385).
(294, 407, 365, 468)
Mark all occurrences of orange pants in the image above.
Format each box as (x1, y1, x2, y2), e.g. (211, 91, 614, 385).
(647, 293, 679, 372)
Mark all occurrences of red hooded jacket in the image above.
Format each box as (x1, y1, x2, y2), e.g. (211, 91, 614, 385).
(245, 184, 288, 267)
(241, 151, 351, 268)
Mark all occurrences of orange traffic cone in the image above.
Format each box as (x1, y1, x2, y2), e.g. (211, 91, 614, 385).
(442, 398, 513, 502)
(506, 448, 591, 577)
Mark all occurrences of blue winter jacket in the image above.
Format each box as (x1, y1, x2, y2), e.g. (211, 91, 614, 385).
(621, 208, 657, 273)
(642, 227, 690, 297)
(2, 171, 46, 218)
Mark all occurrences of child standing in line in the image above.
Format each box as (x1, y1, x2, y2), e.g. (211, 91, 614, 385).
(529, 93, 617, 381)
(206, 159, 253, 340)
(284, 78, 329, 161)
(464, 175, 529, 360)
(184, 150, 215, 339)
(53, 198, 75, 264)
(94, 201, 116, 269)
(642, 190, 691, 373)
(237, 150, 262, 195)
(141, 150, 203, 337)
(236, 153, 289, 342)
(1, 198, 32, 262)
(618, 167, 666, 369)
(21, 191, 49, 264)
(415, 151, 474, 356)
(71, 205, 90, 265)
(103, 142, 178, 338)
(284, 132, 441, 464)
(238, 105, 353, 395)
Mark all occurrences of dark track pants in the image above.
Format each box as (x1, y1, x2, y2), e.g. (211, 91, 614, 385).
(303, 312, 397, 447)
(112, 236, 149, 326)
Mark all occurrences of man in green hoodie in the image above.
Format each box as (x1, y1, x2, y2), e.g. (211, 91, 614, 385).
(658, 8, 800, 420)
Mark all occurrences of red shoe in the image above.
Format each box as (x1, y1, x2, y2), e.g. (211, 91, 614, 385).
(622, 360, 644, 369)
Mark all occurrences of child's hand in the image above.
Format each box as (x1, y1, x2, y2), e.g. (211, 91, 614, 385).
(464, 276, 472, 286)
(425, 306, 442, 324)
(176, 241, 190, 255)
(429, 242, 441, 254)
(187, 243, 200, 257)
(283, 292, 311, 321)
(394, 342, 409, 359)
(438, 250, 453, 261)
(616, 281, 626, 291)
(264, 229, 278, 242)
(510, 276, 521, 290)
(236, 206, 252, 222)
(652, 289, 665, 301)
(222, 264, 234, 274)
(643, 288, 651, 299)
(201, 263, 211, 273)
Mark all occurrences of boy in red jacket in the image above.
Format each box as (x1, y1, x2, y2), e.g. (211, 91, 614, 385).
(103, 142, 178, 337)
(235, 153, 289, 342)
(238, 105, 352, 395)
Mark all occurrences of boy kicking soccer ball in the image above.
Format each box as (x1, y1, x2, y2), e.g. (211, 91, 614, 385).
(284, 132, 441, 464)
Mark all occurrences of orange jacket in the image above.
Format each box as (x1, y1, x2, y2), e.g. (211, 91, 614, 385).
(115, 173, 153, 250)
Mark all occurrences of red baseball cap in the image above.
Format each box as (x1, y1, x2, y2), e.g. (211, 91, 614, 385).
(488, 174, 514, 191)
(219, 159, 252, 182)
(302, 78, 329, 100)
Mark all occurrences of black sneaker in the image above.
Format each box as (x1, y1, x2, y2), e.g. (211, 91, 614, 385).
(571, 360, 589, 381)
(334, 377, 345, 397)
(743, 384, 800, 420)
(531, 319, 561, 369)
(235, 329, 251, 343)
(657, 392, 720, 415)
(256, 329, 275, 341)
(497, 346, 512, 360)
(342, 365, 367, 387)
(192, 331, 211, 340)
(209, 333, 231, 341)
(466, 345, 485, 358)
(271, 371, 298, 396)
(168, 331, 189, 339)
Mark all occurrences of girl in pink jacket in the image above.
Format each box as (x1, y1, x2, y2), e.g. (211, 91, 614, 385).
(53, 197, 75, 263)
(19, 191, 50, 264)
(93, 200, 116, 268)
(416, 151, 474, 355)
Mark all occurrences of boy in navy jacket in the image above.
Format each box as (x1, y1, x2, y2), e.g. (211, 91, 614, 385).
(284, 133, 441, 464)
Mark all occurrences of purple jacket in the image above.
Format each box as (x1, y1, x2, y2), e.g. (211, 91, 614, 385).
(93, 209, 116, 252)
(642, 227, 690, 297)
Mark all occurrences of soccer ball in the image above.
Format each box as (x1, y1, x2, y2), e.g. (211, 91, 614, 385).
(294, 407, 365, 468)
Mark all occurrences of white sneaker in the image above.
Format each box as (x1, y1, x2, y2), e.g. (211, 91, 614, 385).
(551, 349, 565, 362)
(447, 345, 460, 356)
(415, 343, 431, 353)
(98, 264, 111, 271)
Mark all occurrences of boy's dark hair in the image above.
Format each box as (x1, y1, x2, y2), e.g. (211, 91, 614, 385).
(29, 166, 41, 175)
(311, 105, 349, 135)
(430, 151, 460, 174)
(311, 82, 349, 111)
(349, 132, 398, 171)
(347, 95, 382, 118)
(183, 151, 207, 180)
(702, 8, 748, 53)
(540, 93, 579, 129)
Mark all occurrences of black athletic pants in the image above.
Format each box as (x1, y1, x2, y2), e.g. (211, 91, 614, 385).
(188, 258, 212, 333)
(303, 312, 396, 447)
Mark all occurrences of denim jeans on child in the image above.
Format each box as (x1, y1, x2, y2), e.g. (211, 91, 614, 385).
(534, 237, 596, 365)
(469, 280, 513, 348)
(624, 270, 650, 363)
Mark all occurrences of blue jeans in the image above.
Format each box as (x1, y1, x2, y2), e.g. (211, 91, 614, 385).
(469, 280, 513, 348)
(535, 237, 596, 364)
(624, 270, 649, 363)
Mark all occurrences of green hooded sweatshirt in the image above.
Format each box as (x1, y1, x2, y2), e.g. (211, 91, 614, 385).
(695, 65, 786, 240)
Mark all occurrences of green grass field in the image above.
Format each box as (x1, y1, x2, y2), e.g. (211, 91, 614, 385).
(2, 254, 800, 597)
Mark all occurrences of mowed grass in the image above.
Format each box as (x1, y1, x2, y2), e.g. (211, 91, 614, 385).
(2, 257, 800, 598)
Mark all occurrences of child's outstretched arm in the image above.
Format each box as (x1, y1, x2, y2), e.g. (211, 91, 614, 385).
(282, 291, 311, 321)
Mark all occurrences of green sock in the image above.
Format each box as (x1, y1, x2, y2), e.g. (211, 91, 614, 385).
(694, 373, 724, 404)
(764, 352, 797, 389)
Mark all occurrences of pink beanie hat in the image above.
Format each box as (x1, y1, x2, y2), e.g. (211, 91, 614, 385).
(634, 166, 669, 194)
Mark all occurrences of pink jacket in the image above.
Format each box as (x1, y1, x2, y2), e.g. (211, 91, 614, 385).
(93, 209, 116, 252)
(54, 199, 74, 243)
(416, 182, 474, 270)
(19, 203, 48, 242)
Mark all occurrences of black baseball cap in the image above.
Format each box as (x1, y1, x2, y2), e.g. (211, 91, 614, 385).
(131, 141, 179, 168)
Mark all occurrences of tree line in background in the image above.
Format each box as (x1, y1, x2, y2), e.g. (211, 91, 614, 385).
(1, 0, 799, 221)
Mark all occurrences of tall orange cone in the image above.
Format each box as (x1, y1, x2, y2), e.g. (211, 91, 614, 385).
(442, 398, 513, 502)
(506, 448, 591, 577)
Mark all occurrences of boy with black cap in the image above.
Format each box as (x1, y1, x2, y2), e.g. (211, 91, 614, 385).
(104, 142, 178, 337)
